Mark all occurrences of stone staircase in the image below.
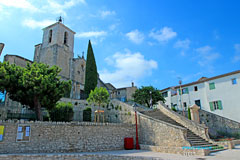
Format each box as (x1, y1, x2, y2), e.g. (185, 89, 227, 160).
(140, 109, 224, 152)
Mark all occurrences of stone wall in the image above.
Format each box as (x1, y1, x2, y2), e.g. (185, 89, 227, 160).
(62, 98, 136, 124)
(0, 120, 135, 154)
(199, 109, 240, 138)
(158, 103, 211, 142)
(138, 112, 191, 147)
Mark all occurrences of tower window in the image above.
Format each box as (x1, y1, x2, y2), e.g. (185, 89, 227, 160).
(64, 32, 68, 45)
(48, 30, 52, 43)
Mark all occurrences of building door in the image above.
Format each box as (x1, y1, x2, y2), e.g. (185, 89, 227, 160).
(195, 100, 201, 109)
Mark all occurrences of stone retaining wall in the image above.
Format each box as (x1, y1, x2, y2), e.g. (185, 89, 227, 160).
(0, 120, 135, 154)
(199, 109, 240, 138)
(158, 103, 211, 142)
(138, 112, 191, 147)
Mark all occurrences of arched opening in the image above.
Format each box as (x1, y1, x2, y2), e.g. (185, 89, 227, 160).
(64, 31, 68, 45)
(83, 107, 92, 122)
(48, 30, 52, 43)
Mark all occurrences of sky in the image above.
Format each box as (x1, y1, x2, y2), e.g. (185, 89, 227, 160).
(0, 0, 240, 89)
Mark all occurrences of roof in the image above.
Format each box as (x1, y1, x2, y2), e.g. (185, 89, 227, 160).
(42, 22, 76, 34)
(105, 83, 116, 90)
(160, 70, 240, 92)
(4, 54, 33, 63)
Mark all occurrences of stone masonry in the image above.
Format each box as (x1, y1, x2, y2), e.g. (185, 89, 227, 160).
(0, 120, 135, 154)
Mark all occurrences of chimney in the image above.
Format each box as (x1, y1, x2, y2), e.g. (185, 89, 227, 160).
(132, 82, 134, 87)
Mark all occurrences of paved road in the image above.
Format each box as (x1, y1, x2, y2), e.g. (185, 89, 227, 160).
(90, 144, 240, 160)
(1, 145, 239, 160)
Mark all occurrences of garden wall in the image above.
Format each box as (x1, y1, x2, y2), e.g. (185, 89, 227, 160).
(0, 120, 135, 154)
(199, 109, 240, 138)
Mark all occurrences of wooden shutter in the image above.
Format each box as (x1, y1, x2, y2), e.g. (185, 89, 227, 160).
(186, 88, 189, 94)
(209, 102, 214, 111)
(218, 100, 223, 110)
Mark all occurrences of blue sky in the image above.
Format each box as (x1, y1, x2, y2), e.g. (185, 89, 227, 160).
(0, 0, 240, 89)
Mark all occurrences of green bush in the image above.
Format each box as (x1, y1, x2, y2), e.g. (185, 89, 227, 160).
(83, 107, 92, 122)
(188, 108, 191, 120)
(49, 102, 74, 122)
(171, 106, 177, 112)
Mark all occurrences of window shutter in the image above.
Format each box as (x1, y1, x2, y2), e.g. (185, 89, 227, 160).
(186, 88, 189, 94)
(218, 100, 223, 110)
(209, 102, 214, 111)
(178, 89, 181, 95)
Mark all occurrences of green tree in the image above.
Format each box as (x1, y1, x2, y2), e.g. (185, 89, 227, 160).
(87, 87, 109, 108)
(84, 40, 98, 97)
(87, 87, 109, 122)
(49, 102, 74, 122)
(0, 62, 71, 120)
(133, 86, 165, 108)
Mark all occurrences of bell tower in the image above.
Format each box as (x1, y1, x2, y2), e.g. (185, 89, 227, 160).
(34, 18, 75, 79)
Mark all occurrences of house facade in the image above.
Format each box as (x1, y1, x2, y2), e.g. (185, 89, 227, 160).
(160, 70, 240, 122)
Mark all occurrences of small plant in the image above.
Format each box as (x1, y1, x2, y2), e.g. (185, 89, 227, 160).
(127, 112, 131, 116)
(119, 106, 122, 111)
(188, 108, 191, 120)
(49, 102, 74, 122)
(110, 103, 114, 109)
(171, 106, 177, 112)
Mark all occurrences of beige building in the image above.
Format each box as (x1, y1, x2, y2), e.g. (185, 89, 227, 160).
(0, 21, 137, 119)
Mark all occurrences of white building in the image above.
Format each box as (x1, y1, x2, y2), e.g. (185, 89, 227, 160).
(160, 70, 240, 122)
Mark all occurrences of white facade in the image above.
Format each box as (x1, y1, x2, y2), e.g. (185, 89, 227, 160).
(161, 71, 240, 122)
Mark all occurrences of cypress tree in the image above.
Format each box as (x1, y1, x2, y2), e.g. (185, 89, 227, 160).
(84, 40, 98, 97)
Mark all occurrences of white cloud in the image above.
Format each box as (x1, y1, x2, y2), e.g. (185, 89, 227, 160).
(76, 31, 107, 38)
(149, 27, 177, 42)
(100, 10, 116, 18)
(196, 46, 220, 66)
(174, 39, 191, 49)
(22, 18, 55, 29)
(0, 0, 39, 12)
(126, 30, 144, 44)
(43, 0, 85, 16)
(100, 49, 158, 88)
(0, 0, 85, 16)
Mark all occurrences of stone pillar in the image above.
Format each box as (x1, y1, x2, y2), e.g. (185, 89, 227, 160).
(190, 104, 200, 123)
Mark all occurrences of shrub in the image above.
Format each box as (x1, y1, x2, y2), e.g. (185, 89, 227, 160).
(83, 107, 92, 122)
(171, 106, 177, 112)
(49, 102, 74, 122)
(188, 108, 191, 120)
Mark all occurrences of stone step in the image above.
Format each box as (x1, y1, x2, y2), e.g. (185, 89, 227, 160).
(191, 143, 213, 146)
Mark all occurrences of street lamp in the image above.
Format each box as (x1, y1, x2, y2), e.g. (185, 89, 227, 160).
(149, 91, 152, 109)
(133, 103, 140, 150)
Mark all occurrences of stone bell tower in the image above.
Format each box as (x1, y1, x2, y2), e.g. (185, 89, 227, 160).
(34, 18, 75, 80)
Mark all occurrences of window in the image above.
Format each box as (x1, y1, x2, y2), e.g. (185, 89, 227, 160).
(195, 100, 201, 109)
(64, 32, 68, 45)
(209, 100, 223, 111)
(183, 102, 187, 110)
(194, 86, 198, 91)
(209, 82, 215, 90)
(232, 78, 237, 85)
(179, 88, 189, 94)
(48, 30, 52, 43)
(162, 91, 168, 98)
(171, 89, 177, 96)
